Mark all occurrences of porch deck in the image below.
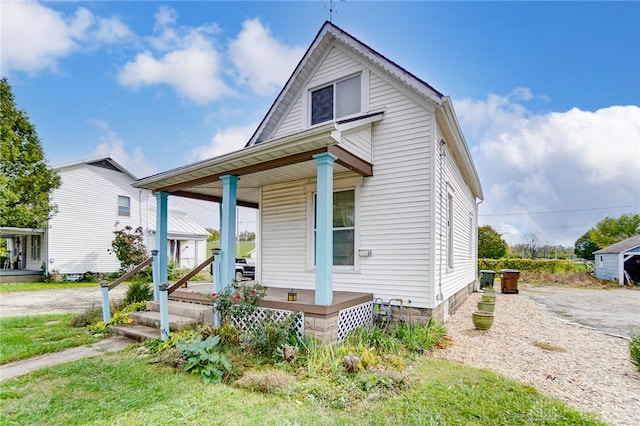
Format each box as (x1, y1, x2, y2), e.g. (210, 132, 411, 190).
(0, 269, 43, 284)
(170, 281, 372, 315)
(170, 281, 374, 342)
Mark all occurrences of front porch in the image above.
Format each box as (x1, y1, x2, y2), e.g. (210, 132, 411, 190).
(0, 269, 43, 284)
(171, 282, 373, 342)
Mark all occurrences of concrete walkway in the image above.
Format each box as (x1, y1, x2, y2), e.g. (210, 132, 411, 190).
(0, 336, 134, 382)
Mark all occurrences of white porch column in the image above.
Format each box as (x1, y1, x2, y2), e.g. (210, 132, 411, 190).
(220, 175, 238, 288)
(313, 152, 337, 305)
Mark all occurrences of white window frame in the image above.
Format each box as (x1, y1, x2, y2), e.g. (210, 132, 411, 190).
(303, 68, 369, 128)
(305, 178, 362, 272)
(31, 235, 41, 260)
(118, 195, 131, 217)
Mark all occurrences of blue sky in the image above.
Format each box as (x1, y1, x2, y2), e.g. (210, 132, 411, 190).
(3, 1, 639, 246)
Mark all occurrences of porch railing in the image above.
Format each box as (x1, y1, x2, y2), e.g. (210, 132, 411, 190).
(107, 256, 153, 290)
(167, 255, 213, 294)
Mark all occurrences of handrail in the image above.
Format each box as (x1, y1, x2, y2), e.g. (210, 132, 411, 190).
(167, 255, 214, 295)
(108, 256, 153, 290)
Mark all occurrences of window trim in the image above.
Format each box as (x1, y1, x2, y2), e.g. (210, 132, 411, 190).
(118, 195, 131, 217)
(306, 179, 362, 272)
(303, 68, 369, 128)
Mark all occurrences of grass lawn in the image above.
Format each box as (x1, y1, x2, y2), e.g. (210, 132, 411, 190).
(0, 352, 604, 425)
(0, 282, 99, 293)
(0, 314, 100, 364)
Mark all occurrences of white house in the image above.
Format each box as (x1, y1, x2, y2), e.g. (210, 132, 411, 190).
(133, 22, 483, 325)
(0, 156, 209, 281)
(593, 235, 640, 285)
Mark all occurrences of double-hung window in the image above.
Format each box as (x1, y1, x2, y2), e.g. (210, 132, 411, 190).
(313, 189, 356, 266)
(311, 75, 361, 125)
(118, 195, 131, 217)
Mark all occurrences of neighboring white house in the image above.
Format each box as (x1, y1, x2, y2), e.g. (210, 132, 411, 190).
(1, 156, 209, 280)
(593, 235, 640, 285)
(133, 22, 483, 322)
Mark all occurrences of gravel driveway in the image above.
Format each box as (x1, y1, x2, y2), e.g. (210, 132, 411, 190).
(521, 285, 640, 338)
(434, 289, 640, 426)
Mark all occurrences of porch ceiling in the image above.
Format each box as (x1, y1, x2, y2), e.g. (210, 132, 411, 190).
(134, 123, 373, 208)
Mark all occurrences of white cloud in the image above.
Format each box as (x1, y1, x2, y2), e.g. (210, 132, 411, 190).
(90, 123, 157, 178)
(457, 90, 640, 246)
(117, 7, 230, 105)
(0, 1, 133, 75)
(188, 125, 256, 161)
(229, 18, 305, 96)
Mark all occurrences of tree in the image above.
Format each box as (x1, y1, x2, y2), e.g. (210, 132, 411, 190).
(588, 213, 640, 248)
(108, 223, 147, 272)
(238, 230, 255, 242)
(0, 78, 61, 229)
(521, 231, 541, 259)
(574, 231, 600, 260)
(206, 228, 220, 242)
(478, 225, 508, 259)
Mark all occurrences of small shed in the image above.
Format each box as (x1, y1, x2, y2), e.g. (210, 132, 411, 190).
(593, 235, 640, 285)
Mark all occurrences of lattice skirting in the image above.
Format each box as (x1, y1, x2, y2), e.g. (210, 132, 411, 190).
(231, 307, 304, 338)
(337, 301, 373, 342)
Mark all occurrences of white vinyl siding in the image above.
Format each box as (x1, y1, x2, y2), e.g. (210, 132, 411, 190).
(259, 69, 435, 307)
(48, 164, 148, 274)
(433, 128, 477, 303)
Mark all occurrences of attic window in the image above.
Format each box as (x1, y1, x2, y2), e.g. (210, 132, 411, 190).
(311, 75, 361, 125)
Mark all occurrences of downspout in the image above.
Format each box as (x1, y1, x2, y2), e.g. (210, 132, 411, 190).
(476, 198, 484, 291)
(437, 139, 445, 302)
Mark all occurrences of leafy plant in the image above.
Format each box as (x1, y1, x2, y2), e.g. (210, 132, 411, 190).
(124, 282, 153, 305)
(240, 313, 296, 358)
(210, 281, 266, 323)
(176, 335, 232, 383)
(631, 334, 640, 372)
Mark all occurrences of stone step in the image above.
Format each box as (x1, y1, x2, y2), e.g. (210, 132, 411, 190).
(128, 311, 198, 332)
(146, 300, 213, 324)
(111, 324, 160, 342)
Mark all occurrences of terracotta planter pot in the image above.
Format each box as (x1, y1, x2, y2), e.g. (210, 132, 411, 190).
(477, 301, 495, 312)
(472, 311, 494, 330)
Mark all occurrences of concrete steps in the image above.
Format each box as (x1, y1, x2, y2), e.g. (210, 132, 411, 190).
(112, 300, 213, 341)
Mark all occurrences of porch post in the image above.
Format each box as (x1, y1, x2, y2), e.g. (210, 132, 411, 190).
(151, 249, 159, 301)
(100, 280, 111, 322)
(313, 152, 337, 305)
(158, 282, 170, 341)
(155, 192, 169, 284)
(220, 175, 238, 288)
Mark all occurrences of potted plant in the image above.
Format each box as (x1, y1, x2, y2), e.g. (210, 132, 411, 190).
(472, 311, 494, 330)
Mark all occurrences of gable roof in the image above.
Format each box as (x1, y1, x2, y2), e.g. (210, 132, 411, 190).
(245, 21, 482, 199)
(54, 155, 137, 180)
(134, 21, 483, 201)
(247, 21, 444, 146)
(593, 235, 640, 254)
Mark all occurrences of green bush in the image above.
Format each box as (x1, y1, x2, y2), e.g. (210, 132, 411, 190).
(478, 258, 578, 273)
(240, 313, 297, 358)
(124, 282, 153, 305)
(70, 307, 102, 328)
(631, 335, 640, 372)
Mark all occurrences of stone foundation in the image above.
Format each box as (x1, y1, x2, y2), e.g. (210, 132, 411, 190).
(382, 280, 476, 325)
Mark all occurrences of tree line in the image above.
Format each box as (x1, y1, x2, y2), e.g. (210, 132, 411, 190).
(479, 213, 640, 260)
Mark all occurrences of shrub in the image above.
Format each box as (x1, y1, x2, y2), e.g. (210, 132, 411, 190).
(124, 282, 153, 305)
(211, 281, 267, 322)
(234, 369, 294, 393)
(240, 313, 297, 358)
(631, 335, 640, 372)
(70, 307, 102, 327)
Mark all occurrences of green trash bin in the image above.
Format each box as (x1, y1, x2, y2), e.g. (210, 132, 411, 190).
(479, 270, 496, 289)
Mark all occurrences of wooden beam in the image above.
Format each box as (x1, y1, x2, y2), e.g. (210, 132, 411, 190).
(158, 145, 373, 194)
(327, 145, 373, 177)
(169, 190, 259, 209)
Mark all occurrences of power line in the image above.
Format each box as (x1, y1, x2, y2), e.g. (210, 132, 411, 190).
(479, 205, 637, 217)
